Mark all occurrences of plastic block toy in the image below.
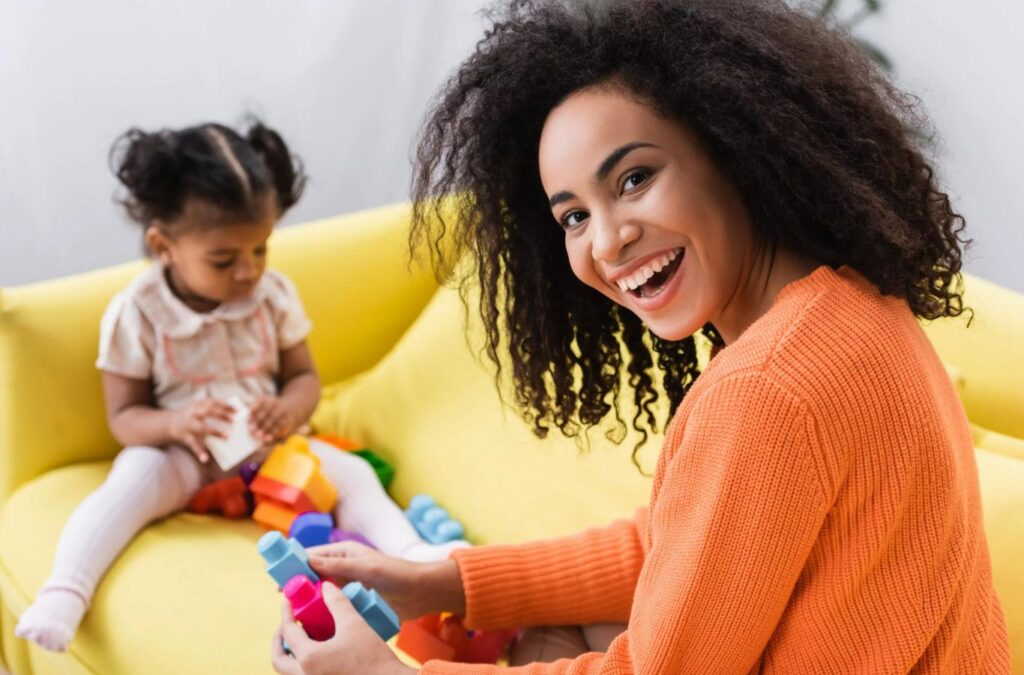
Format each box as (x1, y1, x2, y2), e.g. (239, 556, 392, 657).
(397, 614, 457, 663)
(397, 613, 514, 665)
(405, 495, 465, 544)
(461, 628, 517, 664)
(329, 528, 376, 549)
(239, 460, 261, 485)
(253, 436, 338, 513)
(313, 433, 361, 451)
(204, 395, 263, 470)
(187, 476, 250, 518)
(284, 577, 335, 641)
(353, 449, 395, 489)
(257, 531, 318, 589)
(343, 582, 399, 641)
(290, 512, 335, 548)
(253, 499, 302, 534)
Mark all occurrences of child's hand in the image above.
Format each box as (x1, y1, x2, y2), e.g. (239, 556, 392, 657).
(168, 399, 235, 463)
(249, 396, 296, 443)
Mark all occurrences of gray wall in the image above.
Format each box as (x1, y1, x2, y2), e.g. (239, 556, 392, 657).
(1, 1, 1021, 292)
(0, 0, 489, 286)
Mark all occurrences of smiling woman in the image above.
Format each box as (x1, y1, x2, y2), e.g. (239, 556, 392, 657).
(268, 1, 1010, 673)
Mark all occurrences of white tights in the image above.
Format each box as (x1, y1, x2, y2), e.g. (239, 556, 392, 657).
(16, 439, 463, 651)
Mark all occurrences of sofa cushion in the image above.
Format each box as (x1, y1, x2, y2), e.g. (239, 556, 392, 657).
(0, 462, 280, 674)
(312, 285, 658, 546)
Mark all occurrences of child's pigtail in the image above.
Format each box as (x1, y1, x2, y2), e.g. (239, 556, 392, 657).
(246, 122, 306, 215)
(110, 129, 183, 226)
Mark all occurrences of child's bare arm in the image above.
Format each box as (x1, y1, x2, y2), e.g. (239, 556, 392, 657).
(249, 341, 320, 441)
(102, 372, 232, 462)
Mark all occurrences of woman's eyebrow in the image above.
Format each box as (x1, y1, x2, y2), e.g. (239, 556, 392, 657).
(595, 142, 655, 181)
(549, 141, 657, 208)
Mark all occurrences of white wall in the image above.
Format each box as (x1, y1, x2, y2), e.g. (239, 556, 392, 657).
(0, 0, 489, 286)
(1, 1, 1021, 292)
(856, 0, 1024, 292)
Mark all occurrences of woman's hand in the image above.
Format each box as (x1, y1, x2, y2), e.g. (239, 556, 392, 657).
(167, 398, 234, 463)
(249, 395, 297, 442)
(307, 541, 467, 622)
(271, 582, 416, 675)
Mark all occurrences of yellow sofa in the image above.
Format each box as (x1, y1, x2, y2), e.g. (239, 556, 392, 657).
(1, 203, 1021, 673)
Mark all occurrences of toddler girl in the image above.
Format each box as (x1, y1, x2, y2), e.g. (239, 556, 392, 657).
(16, 120, 465, 653)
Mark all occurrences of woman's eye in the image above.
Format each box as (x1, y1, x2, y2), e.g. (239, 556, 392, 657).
(560, 210, 588, 230)
(622, 169, 651, 193)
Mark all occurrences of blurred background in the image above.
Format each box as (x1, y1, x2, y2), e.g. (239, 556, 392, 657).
(1, 0, 1021, 291)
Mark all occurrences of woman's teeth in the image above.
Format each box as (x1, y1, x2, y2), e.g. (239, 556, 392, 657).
(616, 248, 682, 293)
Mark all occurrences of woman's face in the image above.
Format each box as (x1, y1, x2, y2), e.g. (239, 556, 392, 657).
(538, 85, 758, 342)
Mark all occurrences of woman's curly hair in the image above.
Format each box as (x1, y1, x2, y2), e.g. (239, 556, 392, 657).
(410, 0, 969, 461)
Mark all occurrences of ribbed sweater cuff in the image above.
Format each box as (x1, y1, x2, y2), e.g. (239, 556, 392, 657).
(451, 516, 644, 630)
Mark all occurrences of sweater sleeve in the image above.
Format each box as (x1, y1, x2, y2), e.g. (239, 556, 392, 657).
(448, 508, 648, 630)
(421, 371, 832, 675)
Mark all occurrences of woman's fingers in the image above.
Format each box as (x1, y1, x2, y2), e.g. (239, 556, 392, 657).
(271, 629, 303, 674)
(279, 601, 315, 659)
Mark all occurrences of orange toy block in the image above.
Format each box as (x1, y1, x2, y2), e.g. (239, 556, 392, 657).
(187, 477, 250, 518)
(253, 498, 302, 533)
(314, 433, 361, 451)
(256, 435, 338, 513)
(397, 614, 457, 664)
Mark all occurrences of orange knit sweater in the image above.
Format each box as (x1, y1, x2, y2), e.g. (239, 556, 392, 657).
(424, 265, 1010, 674)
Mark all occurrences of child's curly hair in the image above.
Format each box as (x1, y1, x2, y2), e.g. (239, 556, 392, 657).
(410, 0, 969, 457)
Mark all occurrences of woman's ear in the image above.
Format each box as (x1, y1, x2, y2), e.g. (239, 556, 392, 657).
(145, 224, 172, 264)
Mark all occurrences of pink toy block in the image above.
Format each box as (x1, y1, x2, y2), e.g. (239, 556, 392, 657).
(284, 577, 335, 641)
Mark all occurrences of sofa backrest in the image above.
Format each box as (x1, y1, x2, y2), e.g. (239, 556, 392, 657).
(0, 203, 438, 502)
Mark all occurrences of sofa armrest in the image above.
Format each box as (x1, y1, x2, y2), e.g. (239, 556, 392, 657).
(0, 202, 438, 502)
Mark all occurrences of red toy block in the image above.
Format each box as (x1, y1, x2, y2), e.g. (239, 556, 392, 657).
(250, 474, 320, 514)
(187, 477, 250, 518)
(461, 628, 517, 664)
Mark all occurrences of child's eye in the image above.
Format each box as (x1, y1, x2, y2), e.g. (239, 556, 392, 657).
(211, 260, 235, 270)
(621, 168, 652, 193)
(559, 210, 588, 231)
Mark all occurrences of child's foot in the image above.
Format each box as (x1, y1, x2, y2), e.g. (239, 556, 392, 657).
(15, 587, 88, 652)
(400, 539, 471, 563)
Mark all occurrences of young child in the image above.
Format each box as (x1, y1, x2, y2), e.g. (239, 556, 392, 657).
(16, 120, 466, 653)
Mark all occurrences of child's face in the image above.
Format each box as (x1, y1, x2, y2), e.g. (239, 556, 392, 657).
(147, 197, 277, 307)
(538, 85, 757, 342)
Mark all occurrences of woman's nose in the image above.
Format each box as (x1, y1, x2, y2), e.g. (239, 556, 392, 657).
(590, 213, 641, 262)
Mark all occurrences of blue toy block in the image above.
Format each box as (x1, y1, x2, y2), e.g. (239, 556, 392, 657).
(258, 531, 318, 589)
(405, 494, 465, 544)
(343, 581, 400, 641)
(290, 511, 335, 548)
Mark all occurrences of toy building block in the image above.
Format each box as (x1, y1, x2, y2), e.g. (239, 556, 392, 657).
(284, 577, 335, 641)
(343, 582, 399, 641)
(353, 449, 395, 489)
(204, 395, 263, 470)
(461, 628, 517, 664)
(239, 460, 262, 485)
(187, 476, 250, 518)
(397, 614, 457, 664)
(313, 433, 361, 451)
(290, 512, 335, 548)
(254, 499, 303, 534)
(257, 531, 318, 589)
(405, 495, 465, 544)
(329, 528, 376, 549)
(252, 436, 338, 513)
